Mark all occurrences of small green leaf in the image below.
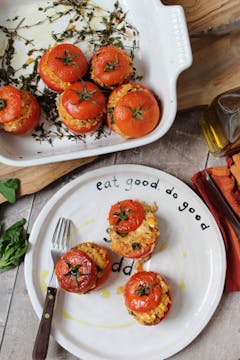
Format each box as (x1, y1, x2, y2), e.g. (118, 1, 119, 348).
(0, 178, 20, 203)
(0, 218, 29, 272)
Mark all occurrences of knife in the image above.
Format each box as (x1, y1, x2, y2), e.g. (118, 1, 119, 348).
(204, 170, 240, 239)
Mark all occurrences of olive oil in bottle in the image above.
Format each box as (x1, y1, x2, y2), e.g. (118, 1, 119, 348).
(199, 88, 240, 156)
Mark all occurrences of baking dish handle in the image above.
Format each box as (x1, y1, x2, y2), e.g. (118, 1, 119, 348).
(163, 4, 193, 77)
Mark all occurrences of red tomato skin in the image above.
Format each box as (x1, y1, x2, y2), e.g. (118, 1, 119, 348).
(61, 81, 106, 120)
(10, 92, 41, 135)
(39, 44, 88, 92)
(113, 90, 160, 138)
(39, 50, 63, 92)
(91, 45, 133, 87)
(124, 271, 162, 313)
(108, 199, 145, 233)
(107, 82, 160, 138)
(0, 85, 22, 123)
(55, 249, 97, 294)
(47, 44, 88, 82)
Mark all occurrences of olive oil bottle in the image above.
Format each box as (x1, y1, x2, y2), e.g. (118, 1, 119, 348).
(199, 88, 240, 156)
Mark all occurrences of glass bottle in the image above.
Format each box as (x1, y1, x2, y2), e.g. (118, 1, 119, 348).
(199, 87, 240, 157)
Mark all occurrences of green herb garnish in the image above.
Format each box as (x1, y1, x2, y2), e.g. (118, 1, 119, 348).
(0, 218, 29, 272)
(132, 242, 141, 250)
(117, 232, 128, 237)
(0, 178, 20, 203)
(0, 99, 7, 110)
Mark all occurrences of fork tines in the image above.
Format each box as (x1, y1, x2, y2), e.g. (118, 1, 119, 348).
(52, 217, 71, 252)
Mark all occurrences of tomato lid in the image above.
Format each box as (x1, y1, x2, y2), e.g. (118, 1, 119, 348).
(113, 90, 160, 138)
(48, 44, 88, 82)
(61, 81, 106, 120)
(124, 271, 162, 313)
(109, 199, 145, 233)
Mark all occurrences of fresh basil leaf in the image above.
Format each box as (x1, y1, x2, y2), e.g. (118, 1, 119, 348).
(0, 218, 29, 272)
(0, 178, 20, 203)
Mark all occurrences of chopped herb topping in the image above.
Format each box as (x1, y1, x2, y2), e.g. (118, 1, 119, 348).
(0, 99, 7, 110)
(132, 242, 141, 250)
(116, 232, 128, 237)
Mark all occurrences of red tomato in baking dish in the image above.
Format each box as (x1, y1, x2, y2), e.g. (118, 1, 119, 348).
(0, 85, 22, 123)
(112, 89, 160, 138)
(109, 199, 145, 234)
(61, 81, 106, 120)
(90, 45, 133, 87)
(124, 271, 162, 313)
(39, 43, 88, 92)
(55, 249, 98, 293)
(0, 86, 40, 134)
(10, 92, 41, 135)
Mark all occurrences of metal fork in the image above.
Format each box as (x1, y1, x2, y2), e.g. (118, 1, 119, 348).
(32, 217, 71, 360)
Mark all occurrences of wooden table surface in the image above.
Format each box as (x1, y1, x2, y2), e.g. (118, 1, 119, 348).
(0, 108, 240, 360)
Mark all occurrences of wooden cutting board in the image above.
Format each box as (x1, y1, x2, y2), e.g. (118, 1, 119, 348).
(163, 0, 240, 110)
(1, 0, 238, 202)
(0, 157, 96, 204)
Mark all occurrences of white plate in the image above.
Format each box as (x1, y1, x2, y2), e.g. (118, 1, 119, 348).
(0, 0, 192, 166)
(25, 164, 226, 360)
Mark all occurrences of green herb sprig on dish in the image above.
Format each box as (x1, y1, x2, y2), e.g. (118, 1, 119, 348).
(0, 218, 29, 272)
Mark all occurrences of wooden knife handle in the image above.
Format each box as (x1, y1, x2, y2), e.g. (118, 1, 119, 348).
(32, 287, 57, 360)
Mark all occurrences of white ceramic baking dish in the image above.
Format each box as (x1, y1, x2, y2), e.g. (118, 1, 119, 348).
(0, 0, 192, 166)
